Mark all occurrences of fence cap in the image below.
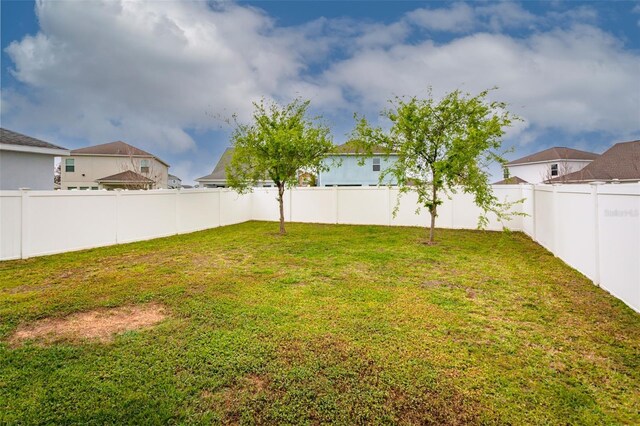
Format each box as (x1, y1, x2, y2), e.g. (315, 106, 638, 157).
(590, 181, 606, 186)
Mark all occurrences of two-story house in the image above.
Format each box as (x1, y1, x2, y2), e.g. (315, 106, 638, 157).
(318, 142, 398, 187)
(168, 174, 182, 189)
(505, 147, 599, 184)
(196, 148, 274, 188)
(60, 141, 169, 190)
(0, 128, 69, 190)
(548, 140, 640, 184)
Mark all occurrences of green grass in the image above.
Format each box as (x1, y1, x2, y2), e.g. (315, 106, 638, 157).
(1, 221, 638, 425)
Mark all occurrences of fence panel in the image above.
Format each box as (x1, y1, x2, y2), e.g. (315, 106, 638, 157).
(553, 186, 597, 280)
(117, 191, 177, 244)
(177, 190, 221, 233)
(0, 192, 22, 260)
(26, 191, 118, 257)
(337, 187, 389, 225)
(290, 188, 336, 224)
(220, 190, 252, 226)
(597, 185, 640, 311)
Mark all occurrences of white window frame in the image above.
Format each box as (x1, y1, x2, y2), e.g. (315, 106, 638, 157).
(65, 158, 75, 172)
(372, 157, 381, 172)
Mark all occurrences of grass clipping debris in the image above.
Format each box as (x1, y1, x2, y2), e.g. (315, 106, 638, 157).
(8, 303, 167, 347)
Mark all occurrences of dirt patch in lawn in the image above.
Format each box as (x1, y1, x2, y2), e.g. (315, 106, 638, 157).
(8, 303, 168, 347)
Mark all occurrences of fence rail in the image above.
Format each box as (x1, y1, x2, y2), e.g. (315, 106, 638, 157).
(1, 184, 638, 312)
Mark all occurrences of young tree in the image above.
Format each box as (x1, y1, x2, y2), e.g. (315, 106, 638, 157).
(227, 98, 334, 234)
(352, 88, 520, 243)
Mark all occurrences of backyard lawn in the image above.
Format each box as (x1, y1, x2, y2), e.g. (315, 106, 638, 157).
(1, 221, 639, 424)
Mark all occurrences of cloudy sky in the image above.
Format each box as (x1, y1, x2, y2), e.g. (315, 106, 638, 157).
(2, 0, 639, 184)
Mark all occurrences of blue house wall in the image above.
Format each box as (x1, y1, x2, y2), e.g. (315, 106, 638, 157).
(318, 155, 398, 186)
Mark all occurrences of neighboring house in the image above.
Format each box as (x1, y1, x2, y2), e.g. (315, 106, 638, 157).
(168, 174, 182, 189)
(196, 148, 274, 188)
(318, 142, 398, 187)
(0, 128, 69, 190)
(548, 140, 640, 184)
(60, 141, 169, 190)
(506, 146, 599, 184)
(493, 176, 528, 185)
(297, 171, 316, 187)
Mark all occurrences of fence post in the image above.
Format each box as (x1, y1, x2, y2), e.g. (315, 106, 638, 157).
(552, 184, 560, 253)
(386, 186, 392, 226)
(19, 188, 30, 259)
(591, 182, 603, 286)
(175, 188, 181, 235)
(114, 189, 122, 244)
(289, 188, 293, 222)
(218, 189, 222, 227)
(531, 185, 537, 241)
(333, 186, 339, 224)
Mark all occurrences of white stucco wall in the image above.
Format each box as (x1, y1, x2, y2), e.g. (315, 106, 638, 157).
(0, 150, 56, 190)
(318, 155, 397, 186)
(508, 160, 592, 183)
(61, 155, 169, 189)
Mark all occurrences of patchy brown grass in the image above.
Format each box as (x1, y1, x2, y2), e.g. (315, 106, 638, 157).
(8, 303, 167, 346)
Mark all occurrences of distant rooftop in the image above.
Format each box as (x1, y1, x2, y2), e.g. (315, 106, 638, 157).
(0, 128, 68, 151)
(507, 147, 599, 166)
(330, 141, 392, 155)
(196, 148, 233, 182)
(548, 140, 640, 183)
(96, 170, 155, 183)
(493, 176, 528, 185)
(71, 141, 169, 167)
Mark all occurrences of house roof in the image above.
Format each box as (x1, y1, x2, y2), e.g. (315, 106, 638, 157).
(507, 147, 599, 166)
(330, 141, 391, 155)
(0, 128, 69, 155)
(196, 148, 234, 182)
(71, 141, 170, 167)
(493, 176, 528, 185)
(548, 140, 640, 183)
(168, 174, 181, 180)
(95, 170, 155, 183)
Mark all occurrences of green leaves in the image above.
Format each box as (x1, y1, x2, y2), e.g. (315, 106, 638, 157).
(227, 98, 334, 193)
(352, 88, 521, 242)
(226, 98, 335, 233)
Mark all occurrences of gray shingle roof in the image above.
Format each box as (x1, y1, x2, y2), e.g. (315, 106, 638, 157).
(548, 140, 640, 183)
(196, 148, 234, 182)
(96, 170, 154, 183)
(507, 147, 599, 166)
(493, 176, 528, 185)
(71, 141, 169, 167)
(0, 128, 67, 150)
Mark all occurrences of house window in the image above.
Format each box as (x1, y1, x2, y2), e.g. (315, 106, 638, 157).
(503, 168, 510, 179)
(67, 187, 77, 190)
(65, 158, 75, 172)
(372, 157, 381, 172)
(91, 187, 98, 190)
(551, 163, 558, 176)
(141, 159, 150, 173)
(79, 186, 89, 190)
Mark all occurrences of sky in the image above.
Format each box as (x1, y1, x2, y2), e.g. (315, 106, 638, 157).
(1, 0, 639, 185)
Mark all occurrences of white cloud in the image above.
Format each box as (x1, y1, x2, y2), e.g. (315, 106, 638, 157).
(322, 24, 640, 143)
(2, 0, 638, 160)
(4, 0, 321, 153)
(407, 2, 536, 33)
(407, 3, 476, 33)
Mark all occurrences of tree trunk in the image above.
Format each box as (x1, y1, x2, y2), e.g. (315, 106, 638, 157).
(429, 181, 438, 243)
(278, 184, 286, 235)
(429, 208, 436, 243)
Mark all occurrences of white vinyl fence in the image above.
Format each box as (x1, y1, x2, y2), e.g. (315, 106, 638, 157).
(1, 184, 638, 312)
